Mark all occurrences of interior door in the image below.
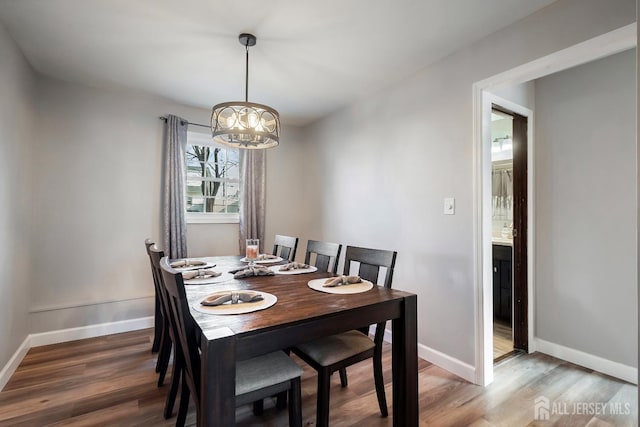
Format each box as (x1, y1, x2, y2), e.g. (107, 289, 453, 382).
(493, 105, 528, 352)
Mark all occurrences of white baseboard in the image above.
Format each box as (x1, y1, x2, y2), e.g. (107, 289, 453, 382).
(30, 316, 154, 347)
(535, 338, 637, 385)
(381, 328, 476, 383)
(0, 336, 31, 392)
(0, 316, 154, 392)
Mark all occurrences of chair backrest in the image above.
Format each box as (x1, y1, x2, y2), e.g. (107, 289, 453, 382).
(144, 238, 155, 279)
(145, 239, 165, 310)
(273, 234, 299, 262)
(343, 245, 398, 342)
(159, 257, 202, 415)
(343, 246, 397, 288)
(149, 245, 177, 339)
(304, 240, 342, 274)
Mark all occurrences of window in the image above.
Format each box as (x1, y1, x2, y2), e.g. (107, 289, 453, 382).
(185, 131, 240, 223)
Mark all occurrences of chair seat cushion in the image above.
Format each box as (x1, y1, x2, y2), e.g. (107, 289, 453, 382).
(295, 330, 375, 366)
(236, 351, 303, 396)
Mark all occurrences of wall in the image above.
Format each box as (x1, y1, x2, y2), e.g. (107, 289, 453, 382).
(535, 49, 637, 367)
(28, 76, 312, 332)
(0, 23, 35, 369)
(305, 0, 636, 371)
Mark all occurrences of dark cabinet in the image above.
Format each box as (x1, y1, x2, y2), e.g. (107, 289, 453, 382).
(493, 244, 513, 323)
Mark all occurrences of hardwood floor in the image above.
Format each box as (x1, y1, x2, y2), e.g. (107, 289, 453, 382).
(0, 329, 636, 426)
(493, 320, 513, 360)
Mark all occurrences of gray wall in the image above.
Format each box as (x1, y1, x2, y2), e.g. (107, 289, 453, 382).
(27, 76, 314, 333)
(535, 49, 637, 367)
(0, 23, 35, 368)
(305, 0, 636, 367)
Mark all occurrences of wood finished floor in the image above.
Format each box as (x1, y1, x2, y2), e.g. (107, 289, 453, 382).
(0, 329, 637, 426)
(493, 320, 513, 360)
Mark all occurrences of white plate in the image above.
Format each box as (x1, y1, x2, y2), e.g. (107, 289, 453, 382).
(307, 278, 374, 294)
(192, 291, 277, 315)
(184, 272, 234, 285)
(171, 260, 216, 270)
(268, 265, 318, 275)
(240, 256, 283, 264)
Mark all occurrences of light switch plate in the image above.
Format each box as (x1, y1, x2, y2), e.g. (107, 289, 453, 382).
(444, 197, 455, 215)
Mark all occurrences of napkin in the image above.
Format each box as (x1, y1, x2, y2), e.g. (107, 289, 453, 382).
(182, 269, 222, 280)
(230, 265, 275, 279)
(279, 262, 310, 271)
(256, 254, 279, 261)
(323, 275, 362, 287)
(171, 259, 207, 268)
(201, 291, 264, 306)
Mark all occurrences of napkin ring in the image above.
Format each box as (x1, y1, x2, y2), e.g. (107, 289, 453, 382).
(231, 292, 239, 304)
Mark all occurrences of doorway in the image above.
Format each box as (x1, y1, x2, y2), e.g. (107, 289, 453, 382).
(490, 106, 528, 362)
(472, 23, 635, 387)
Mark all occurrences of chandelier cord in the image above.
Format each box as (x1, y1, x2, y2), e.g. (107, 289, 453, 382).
(244, 42, 249, 102)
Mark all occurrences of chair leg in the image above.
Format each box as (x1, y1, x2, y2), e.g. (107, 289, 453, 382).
(152, 296, 162, 353)
(373, 355, 388, 417)
(156, 330, 171, 386)
(316, 369, 331, 427)
(176, 376, 190, 427)
(155, 319, 169, 373)
(289, 377, 302, 427)
(276, 391, 287, 409)
(252, 399, 264, 416)
(163, 344, 182, 419)
(339, 367, 348, 387)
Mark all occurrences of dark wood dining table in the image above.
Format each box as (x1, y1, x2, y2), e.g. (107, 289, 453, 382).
(183, 256, 418, 427)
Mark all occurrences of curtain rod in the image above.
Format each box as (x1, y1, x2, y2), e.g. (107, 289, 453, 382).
(159, 116, 209, 129)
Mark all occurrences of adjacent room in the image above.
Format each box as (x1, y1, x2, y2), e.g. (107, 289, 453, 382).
(0, 0, 637, 426)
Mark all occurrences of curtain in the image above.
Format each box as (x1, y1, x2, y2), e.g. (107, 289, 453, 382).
(239, 150, 266, 255)
(162, 115, 188, 259)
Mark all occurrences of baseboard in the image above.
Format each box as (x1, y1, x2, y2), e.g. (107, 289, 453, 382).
(0, 316, 154, 391)
(30, 316, 154, 347)
(381, 328, 476, 383)
(535, 338, 637, 385)
(0, 336, 31, 392)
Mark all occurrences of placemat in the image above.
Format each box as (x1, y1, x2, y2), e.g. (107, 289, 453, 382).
(268, 265, 318, 275)
(307, 278, 374, 294)
(184, 272, 234, 285)
(192, 291, 277, 315)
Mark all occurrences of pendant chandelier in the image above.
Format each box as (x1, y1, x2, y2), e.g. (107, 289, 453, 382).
(211, 33, 280, 149)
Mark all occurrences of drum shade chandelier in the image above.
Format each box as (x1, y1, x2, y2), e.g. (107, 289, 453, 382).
(211, 33, 280, 149)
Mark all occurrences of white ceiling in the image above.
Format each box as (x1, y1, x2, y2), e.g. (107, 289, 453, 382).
(0, 0, 557, 125)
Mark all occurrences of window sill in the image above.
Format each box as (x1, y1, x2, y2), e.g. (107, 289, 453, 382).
(186, 213, 239, 224)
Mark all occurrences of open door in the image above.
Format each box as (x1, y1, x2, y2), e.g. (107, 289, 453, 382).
(491, 105, 528, 358)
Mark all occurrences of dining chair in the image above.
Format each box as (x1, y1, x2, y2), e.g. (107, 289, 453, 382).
(145, 238, 163, 354)
(304, 240, 342, 274)
(292, 245, 397, 427)
(150, 245, 188, 419)
(272, 234, 299, 262)
(145, 239, 173, 387)
(159, 257, 304, 427)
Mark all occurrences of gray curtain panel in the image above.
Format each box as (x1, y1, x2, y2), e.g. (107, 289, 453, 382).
(239, 150, 266, 255)
(162, 115, 188, 259)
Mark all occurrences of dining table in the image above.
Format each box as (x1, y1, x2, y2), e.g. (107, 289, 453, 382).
(182, 255, 418, 427)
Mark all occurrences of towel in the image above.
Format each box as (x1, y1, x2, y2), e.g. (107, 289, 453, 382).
(279, 262, 310, 271)
(171, 259, 207, 268)
(230, 265, 276, 279)
(323, 275, 362, 287)
(182, 269, 222, 280)
(201, 291, 264, 306)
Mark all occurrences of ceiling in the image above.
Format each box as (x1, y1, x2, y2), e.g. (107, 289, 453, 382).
(0, 0, 557, 126)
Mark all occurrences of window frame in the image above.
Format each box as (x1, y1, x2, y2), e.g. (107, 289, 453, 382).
(185, 131, 241, 224)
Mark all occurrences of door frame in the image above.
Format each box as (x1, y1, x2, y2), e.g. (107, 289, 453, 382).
(472, 23, 636, 386)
